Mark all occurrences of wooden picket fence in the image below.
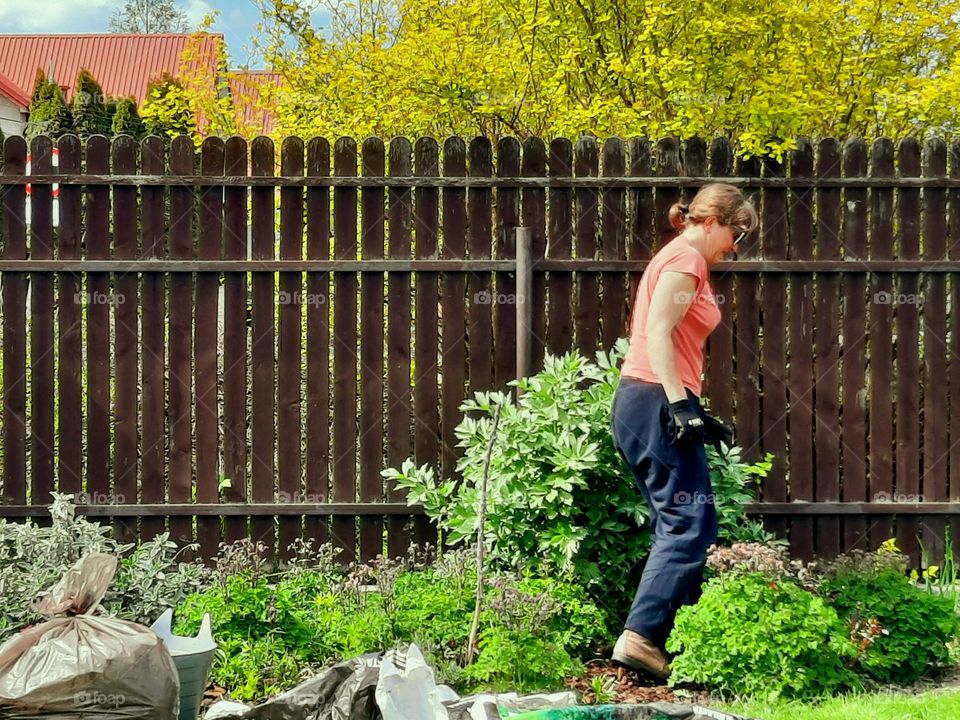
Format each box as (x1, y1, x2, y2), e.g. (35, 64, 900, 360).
(1, 132, 960, 566)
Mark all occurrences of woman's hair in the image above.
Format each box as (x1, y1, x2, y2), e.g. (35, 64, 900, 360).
(668, 182, 759, 233)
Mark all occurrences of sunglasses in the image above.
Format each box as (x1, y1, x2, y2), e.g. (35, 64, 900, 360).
(730, 225, 749, 245)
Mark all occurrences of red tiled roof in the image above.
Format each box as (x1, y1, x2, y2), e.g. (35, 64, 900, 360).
(0, 33, 221, 106)
(228, 70, 283, 136)
(0, 70, 30, 108)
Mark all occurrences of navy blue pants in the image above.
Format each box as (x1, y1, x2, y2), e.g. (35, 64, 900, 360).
(610, 376, 718, 648)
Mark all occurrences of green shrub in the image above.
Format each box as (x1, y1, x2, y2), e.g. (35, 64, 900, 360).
(72, 68, 112, 136)
(25, 69, 73, 140)
(385, 341, 775, 618)
(820, 559, 960, 684)
(111, 97, 146, 138)
(666, 573, 859, 700)
(175, 548, 610, 700)
(0, 493, 212, 641)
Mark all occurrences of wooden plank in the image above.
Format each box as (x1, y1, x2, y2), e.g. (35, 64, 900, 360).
(921, 137, 949, 562)
(332, 137, 358, 564)
(841, 139, 870, 553)
(2, 136, 26, 506)
(0, 502, 425, 517)
(495, 138, 521, 385)
(813, 138, 842, 559)
(85, 136, 111, 505)
(949, 139, 960, 563)
(442, 138, 467, 497)
(896, 137, 922, 565)
(601, 138, 627, 352)
(29, 137, 54, 512)
(168, 136, 195, 555)
(573, 136, 599, 357)
(759, 151, 788, 540)
(359, 137, 385, 562)
(413, 138, 440, 552)
(140, 136, 167, 541)
(197, 137, 224, 561)
(222, 136, 249, 547)
(278, 137, 304, 560)
(111, 135, 139, 544)
(0, 258, 953, 274)
(305, 137, 330, 549)
(787, 137, 816, 561)
(8, 173, 960, 189)
(869, 138, 896, 548)
(251, 136, 277, 562)
(547, 138, 574, 357)
(733, 151, 762, 466)
(56, 136, 83, 496)
(469, 137, 494, 389)
(521, 137, 547, 369)
(704, 137, 735, 423)
(386, 136, 413, 560)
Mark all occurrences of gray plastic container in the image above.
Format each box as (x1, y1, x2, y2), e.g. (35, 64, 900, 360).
(151, 609, 217, 720)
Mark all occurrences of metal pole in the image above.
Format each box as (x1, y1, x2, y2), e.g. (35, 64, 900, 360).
(515, 227, 533, 387)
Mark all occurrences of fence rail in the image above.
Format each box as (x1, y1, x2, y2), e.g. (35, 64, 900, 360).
(2, 132, 960, 567)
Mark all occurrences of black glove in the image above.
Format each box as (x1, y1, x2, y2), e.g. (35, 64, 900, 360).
(667, 399, 704, 443)
(701, 411, 735, 453)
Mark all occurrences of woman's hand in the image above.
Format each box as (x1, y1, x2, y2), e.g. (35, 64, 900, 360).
(667, 398, 704, 443)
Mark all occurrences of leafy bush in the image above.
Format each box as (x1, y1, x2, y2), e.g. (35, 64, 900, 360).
(819, 546, 960, 684)
(666, 573, 860, 700)
(25, 69, 73, 140)
(0, 493, 212, 640)
(385, 341, 774, 615)
(175, 546, 610, 700)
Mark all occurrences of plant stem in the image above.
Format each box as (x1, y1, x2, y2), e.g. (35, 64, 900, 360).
(466, 402, 502, 663)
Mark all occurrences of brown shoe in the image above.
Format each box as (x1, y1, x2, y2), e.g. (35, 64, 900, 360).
(611, 629, 671, 680)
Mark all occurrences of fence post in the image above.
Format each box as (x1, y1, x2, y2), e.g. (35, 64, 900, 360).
(515, 226, 533, 388)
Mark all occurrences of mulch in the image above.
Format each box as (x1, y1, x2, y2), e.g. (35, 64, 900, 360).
(564, 660, 712, 705)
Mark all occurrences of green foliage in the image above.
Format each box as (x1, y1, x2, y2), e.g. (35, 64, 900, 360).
(257, 0, 960, 159)
(141, 72, 198, 141)
(26, 70, 73, 140)
(175, 548, 610, 700)
(71, 69, 113, 137)
(111, 97, 146, 138)
(385, 341, 773, 616)
(666, 573, 860, 700)
(820, 561, 960, 684)
(0, 493, 213, 641)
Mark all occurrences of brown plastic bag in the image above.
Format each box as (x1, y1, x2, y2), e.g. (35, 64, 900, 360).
(0, 552, 180, 720)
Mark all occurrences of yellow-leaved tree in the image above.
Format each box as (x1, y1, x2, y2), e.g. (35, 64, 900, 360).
(254, 0, 960, 160)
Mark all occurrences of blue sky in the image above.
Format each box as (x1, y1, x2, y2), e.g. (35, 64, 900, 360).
(0, 0, 329, 69)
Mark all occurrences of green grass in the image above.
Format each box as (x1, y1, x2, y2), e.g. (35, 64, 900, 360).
(717, 688, 960, 720)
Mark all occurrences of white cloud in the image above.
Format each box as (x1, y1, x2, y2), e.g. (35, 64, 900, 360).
(0, 0, 121, 32)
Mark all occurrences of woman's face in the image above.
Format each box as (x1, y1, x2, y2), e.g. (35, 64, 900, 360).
(703, 216, 739, 265)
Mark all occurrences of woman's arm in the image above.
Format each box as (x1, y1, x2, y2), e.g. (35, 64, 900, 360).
(645, 271, 697, 403)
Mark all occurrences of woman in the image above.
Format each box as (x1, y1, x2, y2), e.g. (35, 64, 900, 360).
(610, 182, 758, 679)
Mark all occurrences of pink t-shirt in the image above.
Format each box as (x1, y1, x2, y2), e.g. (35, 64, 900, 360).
(620, 235, 722, 397)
